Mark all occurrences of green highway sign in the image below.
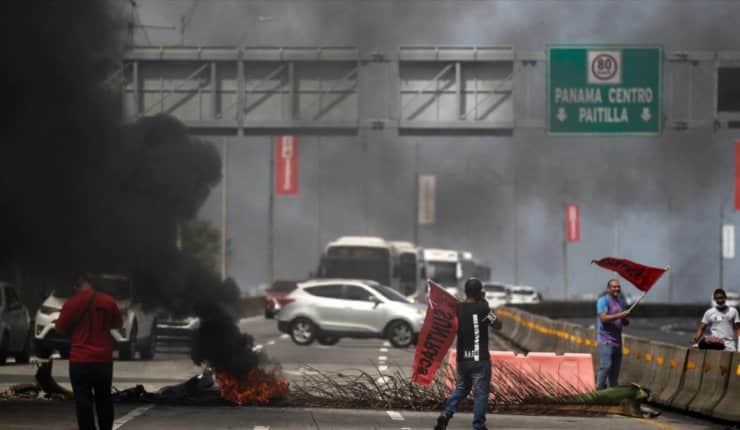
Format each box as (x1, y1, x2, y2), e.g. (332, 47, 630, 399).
(548, 46, 661, 135)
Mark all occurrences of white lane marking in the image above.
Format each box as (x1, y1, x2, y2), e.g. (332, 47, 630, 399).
(280, 334, 290, 340)
(267, 340, 276, 345)
(380, 347, 389, 352)
(378, 355, 388, 361)
(283, 369, 319, 376)
(252, 344, 264, 351)
(382, 341, 391, 347)
(387, 410, 404, 421)
(239, 315, 264, 324)
(254, 427, 270, 430)
(378, 365, 388, 371)
(113, 405, 155, 430)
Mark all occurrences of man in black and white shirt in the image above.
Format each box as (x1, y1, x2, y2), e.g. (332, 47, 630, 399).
(435, 278, 502, 430)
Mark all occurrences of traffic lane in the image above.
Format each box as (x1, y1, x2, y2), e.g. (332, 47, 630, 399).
(0, 402, 721, 430)
(563, 317, 698, 347)
(0, 355, 202, 392)
(0, 400, 142, 430)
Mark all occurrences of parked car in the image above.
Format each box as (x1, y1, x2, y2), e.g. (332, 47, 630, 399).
(711, 290, 739, 308)
(34, 274, 158, 360)
(264, 280, 299, 318)
(0, 282, 31, 364)
(483, 282, 509, 308)
(507, 285, 542, 304)
(155, 312, 199, 345)
(277, 279, 426, 348)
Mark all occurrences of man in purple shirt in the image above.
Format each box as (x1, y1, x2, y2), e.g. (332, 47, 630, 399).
(595, 279, 631, 389)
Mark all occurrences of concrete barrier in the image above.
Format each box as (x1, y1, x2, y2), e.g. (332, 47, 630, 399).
(646, 342, 689, 405)
(618, 335, 652, 387)
(711, 351, 740, 422)
(493, 307, 738, 422)
(688, 350, 733, 416)
(671, 348, 707, 410)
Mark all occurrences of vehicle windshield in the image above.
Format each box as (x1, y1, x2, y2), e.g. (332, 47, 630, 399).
(485, 284, 507, 293)
(52, 275, 131, 300)
(271, 281, 297, 293)
(427, 261, 458, 286)
(97, 276, 131, 300)
(322, 246, 391, 285)
(398, 253, 417, 282)
(366, 283, 410, 303)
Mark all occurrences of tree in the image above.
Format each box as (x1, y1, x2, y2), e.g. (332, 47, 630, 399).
(178, 218, 222, 275)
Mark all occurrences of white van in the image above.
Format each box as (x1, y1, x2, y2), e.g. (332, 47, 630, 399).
(33, 274, 157, 360)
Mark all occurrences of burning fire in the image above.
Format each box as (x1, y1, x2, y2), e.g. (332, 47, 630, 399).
(216, 366, 289, 406)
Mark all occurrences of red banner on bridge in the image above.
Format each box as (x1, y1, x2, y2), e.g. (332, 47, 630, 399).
(411, 281, 458, 386)
(566, 204, 580, 242)
(735, 141, 739, 211)
(275, 136, 298, 195)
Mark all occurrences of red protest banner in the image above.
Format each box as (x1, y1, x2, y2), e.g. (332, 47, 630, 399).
(591, 257, 666, 292)
(566, 204, 580, 242)
(411, 281, 458, 386)
(735, 141, 739, 211)
(275, 136, 298, 195)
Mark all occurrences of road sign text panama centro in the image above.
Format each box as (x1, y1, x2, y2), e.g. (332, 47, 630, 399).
(548, 46, 661, 135)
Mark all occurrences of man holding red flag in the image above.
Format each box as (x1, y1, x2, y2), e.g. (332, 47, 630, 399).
(591, 257, 667, 388)
(595, 279, 631, 389)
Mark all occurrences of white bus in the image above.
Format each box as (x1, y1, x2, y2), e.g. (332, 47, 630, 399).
(423, 248, 462, 296)
(389, 241, 425, 297)
(318, 236, 400, 291)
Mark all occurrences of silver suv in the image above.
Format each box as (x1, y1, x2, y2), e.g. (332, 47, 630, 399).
(277, 279, 426, 348)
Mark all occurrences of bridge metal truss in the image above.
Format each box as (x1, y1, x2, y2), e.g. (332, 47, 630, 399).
(105, 46, 740, 133)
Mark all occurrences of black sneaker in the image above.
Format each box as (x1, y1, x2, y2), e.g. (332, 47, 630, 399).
(434, 414, 450, 430)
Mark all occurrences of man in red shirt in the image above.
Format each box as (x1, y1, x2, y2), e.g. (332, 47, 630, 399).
(56, 273, 123, 430)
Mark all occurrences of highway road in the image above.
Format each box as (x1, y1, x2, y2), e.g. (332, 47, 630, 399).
(0, 315, 729, 429)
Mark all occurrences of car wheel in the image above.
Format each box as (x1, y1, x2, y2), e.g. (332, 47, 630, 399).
(0, 334, 9, 365)
(119, 324, 137, 360)
(14, 332, 31, 364)
(388, 320, 413, 348)
(138, 332, 156, 360)
(317, 335, 340, 346)
(289, 318, 316, 346)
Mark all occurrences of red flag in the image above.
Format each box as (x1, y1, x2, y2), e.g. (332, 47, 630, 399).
(411, 280, 458, 386)
(591, 257, 666, 292)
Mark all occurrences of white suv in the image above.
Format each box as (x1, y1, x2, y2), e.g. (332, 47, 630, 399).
(34, 274, 157, 360)
(277, 279, 426, 348)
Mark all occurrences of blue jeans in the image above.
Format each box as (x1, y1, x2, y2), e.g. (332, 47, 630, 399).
(443, 360, 491, 430)
(596, 343, 622, 389)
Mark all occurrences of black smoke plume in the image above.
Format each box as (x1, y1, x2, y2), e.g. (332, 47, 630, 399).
(3, 1, 260, 375)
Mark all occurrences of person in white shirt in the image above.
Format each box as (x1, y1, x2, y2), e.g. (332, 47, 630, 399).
(692, 289, 740, 351)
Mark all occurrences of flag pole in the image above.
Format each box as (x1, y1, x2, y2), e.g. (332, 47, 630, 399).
(627, 265, 670, 313)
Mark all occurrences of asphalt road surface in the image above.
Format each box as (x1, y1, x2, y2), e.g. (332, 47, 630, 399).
(0, 316, 729, 429)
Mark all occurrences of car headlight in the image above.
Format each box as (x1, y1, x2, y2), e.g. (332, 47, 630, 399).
(40, 305, 59, 315)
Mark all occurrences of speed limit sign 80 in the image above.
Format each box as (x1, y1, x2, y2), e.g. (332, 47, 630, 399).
(587, 50, 622, 84)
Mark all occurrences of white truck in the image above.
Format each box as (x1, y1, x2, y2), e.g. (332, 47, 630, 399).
(423, 248, 462, 297)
